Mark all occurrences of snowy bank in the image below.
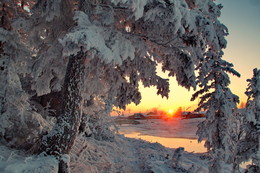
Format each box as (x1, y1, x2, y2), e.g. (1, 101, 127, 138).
(0, 134, 212, 173)
(0, 146, 58, 173)
(1, 116, 246, 173)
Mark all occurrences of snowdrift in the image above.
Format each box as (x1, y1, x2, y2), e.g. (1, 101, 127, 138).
(0, 134, 211, 173)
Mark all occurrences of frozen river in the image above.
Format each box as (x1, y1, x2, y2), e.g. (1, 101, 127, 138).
(118, 118, 207, 153)
(118, 118, 250, 168)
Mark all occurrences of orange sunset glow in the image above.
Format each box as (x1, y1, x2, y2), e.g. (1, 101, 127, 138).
(114, 63, 199, 116)
(163, 109, 174, 119)
(167, 109, 174, 116)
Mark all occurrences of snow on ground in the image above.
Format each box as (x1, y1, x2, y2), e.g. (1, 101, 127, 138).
(0, 134, 211, 173)
(0, 118, 239, 173)
(70, 135, 211, 173)
(0, 145, 58, 173)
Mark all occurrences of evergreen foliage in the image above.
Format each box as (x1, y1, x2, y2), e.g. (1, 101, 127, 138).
(243, 68, 260, 172)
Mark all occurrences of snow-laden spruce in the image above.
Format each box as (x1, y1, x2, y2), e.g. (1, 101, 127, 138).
(0, 0, 245, 172)
(241, 68, 260, 172)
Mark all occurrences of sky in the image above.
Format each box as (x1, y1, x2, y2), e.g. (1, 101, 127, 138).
(121, 0, 260, 115)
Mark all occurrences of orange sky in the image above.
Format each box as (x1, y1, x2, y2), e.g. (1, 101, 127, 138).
(115, 0, 260, 115)
(122, 66, 199, 115)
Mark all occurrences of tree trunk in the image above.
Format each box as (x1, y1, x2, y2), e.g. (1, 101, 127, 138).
(39, 52, 85, 173)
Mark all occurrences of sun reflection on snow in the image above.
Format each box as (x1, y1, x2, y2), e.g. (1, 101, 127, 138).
(123, 132, 207, 153)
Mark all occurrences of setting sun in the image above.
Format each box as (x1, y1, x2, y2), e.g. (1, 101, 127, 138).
(165, 109, 174, 119)
(168, 109, 174, 114)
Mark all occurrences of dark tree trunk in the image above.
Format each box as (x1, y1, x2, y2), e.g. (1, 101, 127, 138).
(39, 52, 85, 173)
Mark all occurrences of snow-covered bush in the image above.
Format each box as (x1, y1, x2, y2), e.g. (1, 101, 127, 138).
(0, 1, 55, 149)
(0, 145, 58, 173)
(80, 95, 116, 141)
(172, 147, 184, 168)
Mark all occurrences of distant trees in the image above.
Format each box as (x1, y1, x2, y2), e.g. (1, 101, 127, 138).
(0, 0, 243, 172)
(239, 101, 246, 109)
(174, 107, 183, 117)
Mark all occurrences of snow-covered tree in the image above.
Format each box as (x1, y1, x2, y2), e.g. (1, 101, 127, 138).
(0, 0, 237, 172)
(192, 50, 240, 172)
(217, 68, 259, 173)
(241, 68, 260, 172)
(0, 0, 52, 150)
(228, 108, 245, 173)
(190, 1, 241, 172)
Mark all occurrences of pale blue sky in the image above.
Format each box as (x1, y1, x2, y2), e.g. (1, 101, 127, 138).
(216, 0, 260, 102)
